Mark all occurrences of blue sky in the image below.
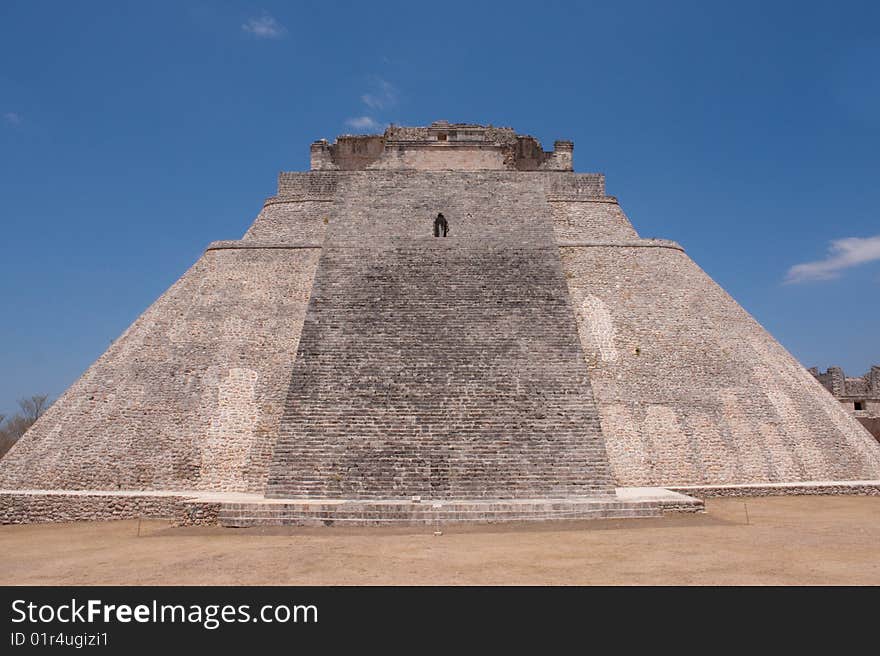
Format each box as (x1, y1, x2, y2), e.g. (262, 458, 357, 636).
(1, 1, 878, 415)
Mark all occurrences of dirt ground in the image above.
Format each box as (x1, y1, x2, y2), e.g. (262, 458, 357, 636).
(1, 496, 878, 585)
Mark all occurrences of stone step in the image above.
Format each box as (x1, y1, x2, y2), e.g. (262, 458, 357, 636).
(217, 498, 671, 527)
(265, 174, 616, 499)
(266, 184, 613, 499)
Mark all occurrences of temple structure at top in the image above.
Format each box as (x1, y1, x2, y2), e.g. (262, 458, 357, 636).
(309, 120, 574, 171)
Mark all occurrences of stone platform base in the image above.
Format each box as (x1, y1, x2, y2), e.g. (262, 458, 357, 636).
(0, 488, 702, 526)
(218, 488, 702, 527)
(5, 482, 877, 527)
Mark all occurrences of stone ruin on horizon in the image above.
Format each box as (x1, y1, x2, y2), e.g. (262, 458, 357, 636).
(809, 366, 880, 442)
(2, 121, 879, 525)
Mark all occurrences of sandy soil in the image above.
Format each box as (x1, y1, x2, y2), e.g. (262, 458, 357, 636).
(1, 496, 878, 585)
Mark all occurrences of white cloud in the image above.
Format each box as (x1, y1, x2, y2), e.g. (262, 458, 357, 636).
(345, 116, 382, 131)
(242, 14, 286, 39)
(361, 78, 397, 110)
(3, 112, 21, 126)
(785, 234, 880, 283)
(343, 77, 398, 132)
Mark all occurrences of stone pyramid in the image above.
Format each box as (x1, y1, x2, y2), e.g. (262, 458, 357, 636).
(3, 122, 879, 515)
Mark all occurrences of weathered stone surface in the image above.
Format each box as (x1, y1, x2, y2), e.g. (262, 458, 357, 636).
(2, 121, 879, 527)
(669, 481, 880, 498)
(550, 199, 638, 241)
(559, 242, 880, 485)
(243, 199, 332, 243)
(310, 121, 573, 171)
(0, 491, 202, 525)
(0, 247, 320, 493)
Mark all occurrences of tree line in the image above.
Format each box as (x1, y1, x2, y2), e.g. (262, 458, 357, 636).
(0, 394, 50, 458)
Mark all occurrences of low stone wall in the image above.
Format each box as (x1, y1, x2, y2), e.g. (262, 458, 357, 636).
(2, 483, 875, 527)
(658, 501, 706, 513)
(669, 481, 880, 498)
(0, 491, 184, 525)
(0, 491, 221, 526)
(178, 500, 222, 526)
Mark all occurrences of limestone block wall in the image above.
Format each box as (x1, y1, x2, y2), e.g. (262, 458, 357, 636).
(326, 171, 569, 242)
(277, 172, 339, 198)
(309, 124, 573, 172)
(537, 142, 573, 171)
(367, 146, 508, 171)
(0, 247, 320, 493)
(559, 244, 880, 486)
(243, 200, 331, 243)
(669, 481, 880, 498)
(245, 171, 339, 243)
(0, 492, 177, 524)
(550, 200, 639, 241)
(547, 174, 605, 199)
(310, 141, 338, 170)
(0, 491, 223, 526)
(265, 171, 615, 244)
(842, 399, 880, 415)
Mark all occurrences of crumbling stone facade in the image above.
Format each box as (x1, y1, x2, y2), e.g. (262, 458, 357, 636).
(809, 366, 880, 441)
(310, 121, 573, 171)
(1, 121, 879, 525)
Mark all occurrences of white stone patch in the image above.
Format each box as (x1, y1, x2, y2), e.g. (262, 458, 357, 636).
(599, 403, 650, 485)
(201, 368, 260, 490)
(643, 405, 696, 484)
(579, 295, 618, 362)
